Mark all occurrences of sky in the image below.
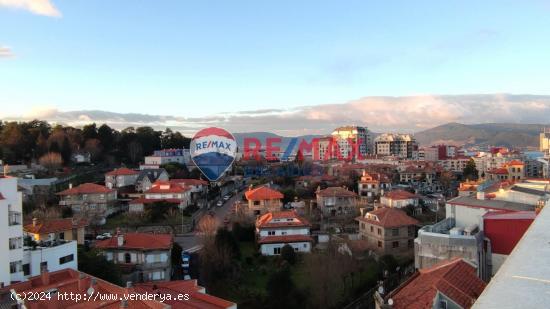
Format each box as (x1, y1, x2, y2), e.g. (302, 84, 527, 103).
(1, 1, 550, 135)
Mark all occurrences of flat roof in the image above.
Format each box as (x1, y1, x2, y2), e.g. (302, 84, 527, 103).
(473, 203, 550, 308)
(447, 195, 535, 212)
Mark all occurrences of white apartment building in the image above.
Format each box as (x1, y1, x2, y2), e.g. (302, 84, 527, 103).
(141, 149, 190, 169)
(317, 126, 370, 161)
(1, 176, 77, 287)
(1, 176, 24, 286)
(374, 133, 418, 159)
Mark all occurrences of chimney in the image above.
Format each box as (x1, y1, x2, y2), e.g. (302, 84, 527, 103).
(69, 183, 73, 189)
(33, 217, 38, 227)
(477, 191, 485, 200)
(117, 233, 124, 247)
(78, 273, 86, 291)
(41, 267, 50, 285)
(248, 184, 253, 191)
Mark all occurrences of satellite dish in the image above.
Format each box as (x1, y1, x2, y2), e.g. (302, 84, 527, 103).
(87, 287, 95, 296)
(388, 298, 394, 306)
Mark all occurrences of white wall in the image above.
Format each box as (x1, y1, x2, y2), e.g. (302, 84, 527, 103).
(259, 228, 309, 237)
(260, 242, 311, 256)
(23, 241, 78, 278)
(446, 203, 489, 229)
(0, 177, 24, 286)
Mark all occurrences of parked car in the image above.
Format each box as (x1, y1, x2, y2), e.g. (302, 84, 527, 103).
(223, 195, 231, 201)
(216, 200, 224, 207)
(96, 232, 112, 240)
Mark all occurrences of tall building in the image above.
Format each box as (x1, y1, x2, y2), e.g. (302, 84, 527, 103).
(540, 128, 550, 154)
(0, 176, 24, 286)
(319, 126, 370, 160)
(374, 133, 418, 159)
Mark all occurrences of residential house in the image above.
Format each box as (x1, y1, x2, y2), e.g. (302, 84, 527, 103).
(357, 171, 392, 201)
(256, 211, 313, 256)
(17, 177, 57, 202)
(169, 178, 208, 204)
(57, 183, 118, 225)
(380, 190, 419, 209)
(95, 232, 173, 283)
(105, 167, 139, 189)
(71, 151, 91, 164)
(375, 258, 486, 309)
(129, 180, 191, 213)
(356, 207, 419, 258)
(24, 218, 88, 245)
(439, 155, 471, 173)
(245, 185, 284, 216)
(141, 148, 190, 169)
(0, 268, 237, 309)
(486, 160, 525, 182)
(135, 168, 169, 192)
(316, 186, 359, 218)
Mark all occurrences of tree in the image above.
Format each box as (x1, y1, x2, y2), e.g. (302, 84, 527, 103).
(463, 158, 479, 180)
(127, 141, 143, 164)
(84, 138, 103, 162)
(215, 228, 240, 260)
(266, 267, 303, 309)
(39, 152, 63, 173)
(281, 244, 297, 265)
(78, 246, 122, 285)
(82, 123, 98, 140)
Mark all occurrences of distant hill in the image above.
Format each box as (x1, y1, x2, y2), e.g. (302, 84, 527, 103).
(414, 122, 547, 148)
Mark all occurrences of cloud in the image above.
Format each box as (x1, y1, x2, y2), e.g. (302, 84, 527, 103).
(0, 45, 14, 58)
(0, 0, 61, 17)
(5, 94, 550, 137)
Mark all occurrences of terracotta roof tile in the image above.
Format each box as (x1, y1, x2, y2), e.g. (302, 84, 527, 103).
(57, 183, 114, 195)
(95, 232, 173, 250)
(24, 218, 88, 234)
(387, 258, 486, 309)
(245, 186, 284, 201)
(256, 211, 310, 228)
(356, 207, 419, 228)
(316, 187, 358, 197)
(384, 190, 418, 200)
(257, 235, 314, 244)
(105, 167, 139, 176)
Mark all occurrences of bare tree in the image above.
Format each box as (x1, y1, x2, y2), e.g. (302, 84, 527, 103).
(39, 152, 63, 173)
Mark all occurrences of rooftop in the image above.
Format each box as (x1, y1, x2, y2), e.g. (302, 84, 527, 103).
(387, 258, 486, 309)
(447, 195, 535, 212)
(316, 186, 358, 197)
(256, 211, 310, 229)
(95, 232, 173, 250)
(245, 186, 284, 201)
(473, 202, 550, 308)
(383, 189, 418, 200)
(57, 183, 114, 195)
(105, 167, 139, 176)
(24, 218, 88, 234)
(356, 207, 419, 228)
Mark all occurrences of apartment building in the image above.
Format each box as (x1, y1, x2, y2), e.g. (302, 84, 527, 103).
(0, 176, 25, 286)
(374, 133, 418, 159)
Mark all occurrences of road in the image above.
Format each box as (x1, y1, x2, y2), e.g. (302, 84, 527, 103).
(175, 188, 245, 251)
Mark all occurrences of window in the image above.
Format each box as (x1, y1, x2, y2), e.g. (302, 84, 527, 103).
(40, 261, 48, 272)
(268, 231, 275, 236)
(408, 226, 415, 237)
(408, 239, 414, 248)
(377, 241, 382, 248)
(392, 241, 399, 248)
(253, 201, 260, 206)
(59, 232, 65, 240)
(273, 247, 281, 255)
(377, 228, 382, 235)
(59, 254, 74, 264)
(303, 244, 307, 248)
(439, 300, 447, 309)
(125, 253, 132, 263)
(23, 263, 30, 276)
(370, 226, 374, 232)
(281, 231, 287, 235)
(392, 228, 399, 236)
(9, 237, 22, 250)
(10, 261, 21, 274)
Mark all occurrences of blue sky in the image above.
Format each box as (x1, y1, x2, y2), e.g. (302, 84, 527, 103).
(1, 1, 550, 134)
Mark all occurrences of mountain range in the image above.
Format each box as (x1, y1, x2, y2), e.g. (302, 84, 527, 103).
(233, 123, 547, 150)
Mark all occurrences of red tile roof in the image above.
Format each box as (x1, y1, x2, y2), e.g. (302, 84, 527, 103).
(129, 198, 183, 204)
(24, 218, 88, 234)
(134, 280, 236, 309)
(356, 207, 419, 228)
(95, 232, 173, 250)
(488, 168, 509, 175)
(256, 211, 310, 229)
(387, 258, 486, 309)
(384, 189, 418, 200)
(145, 181, 190, 193)
(105, 167, 139, 176)
(0, 268, 234, 309)
(257, 235, 314, 244)
(57, 183, 114, 195)
(316, 186, 358, 197)
(170, 179, 209, 186)
(506, 160, 524, 166)
(245, 186, 284, 201)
